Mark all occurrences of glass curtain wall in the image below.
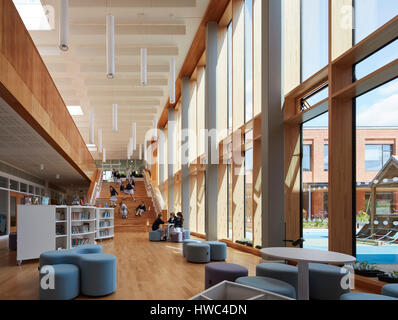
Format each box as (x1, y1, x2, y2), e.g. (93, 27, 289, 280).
(302, 112, 329, 250)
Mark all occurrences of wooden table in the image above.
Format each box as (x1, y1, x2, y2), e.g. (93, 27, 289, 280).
(260, 247, 356, 300)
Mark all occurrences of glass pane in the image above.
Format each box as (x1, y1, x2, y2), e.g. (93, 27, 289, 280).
(354, 0, 398, 44)
(302, 145, 311, 172)
(324, 145, 328, 171)
(301, 85, 328, 111)
(0, 176, 8, 189)
(29, 185, 34, 194)
(227, 22, 233, 133)
(20, 183, 27, 193)
(302, 112, 329, 250)
(227, 160, 232, 239)
(244, 148, 253, 242)
(10, 180, 18, 191)
(244, 0, 253, 122)
(356, 78, 398, 265)
(355, 39, 398, 81)
(301, 0, 329, 81)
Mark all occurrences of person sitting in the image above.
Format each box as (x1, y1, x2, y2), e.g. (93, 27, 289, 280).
(174, 212, 184, 232)
(116, 171, 122, 186)
(120, 201, 128, 219)
(152, 213, 166, 240)
(135, 201, 146, 217)
(168, 212, 176, 224)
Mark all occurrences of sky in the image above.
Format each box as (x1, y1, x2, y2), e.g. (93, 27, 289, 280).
(302, 0, 398, 128)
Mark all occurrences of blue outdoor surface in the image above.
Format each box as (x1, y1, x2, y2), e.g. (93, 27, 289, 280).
(303, 232, 398, 264)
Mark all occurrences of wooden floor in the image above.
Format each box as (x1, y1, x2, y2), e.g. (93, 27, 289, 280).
(0, 232, 262, 300)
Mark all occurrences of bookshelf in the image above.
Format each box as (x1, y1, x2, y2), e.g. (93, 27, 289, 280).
(55, 206, 68, 250)
(95, 208, 114, 240)
(69, 206, 96, 248)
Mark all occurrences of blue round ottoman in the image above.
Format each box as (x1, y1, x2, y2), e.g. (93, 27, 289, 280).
(79, 253, 117, 297)
(309, 263, 351, 300)
(186, 243, 210, 263)
(8, 232, 17, 251)
(149, 230, 162, 241)
(340, 292, 398, 300)
(183, 230, 191, 240)
(206, 241, 227, 261)
(39, 264, 79, 300)
(205, 262, 248, 289)
(171, 231, 183, 242)
(182, 240, 202, 257)
(382, 284, 398, 298)
(236, 276, 296, 299)
(256, 263, 298, 294)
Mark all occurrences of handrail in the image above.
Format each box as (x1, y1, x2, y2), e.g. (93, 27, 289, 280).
(88, 169, 102, 205)
(143, 170, 166, 217)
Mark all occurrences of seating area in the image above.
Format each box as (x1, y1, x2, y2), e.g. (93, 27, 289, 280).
(39, 245, 117, 300)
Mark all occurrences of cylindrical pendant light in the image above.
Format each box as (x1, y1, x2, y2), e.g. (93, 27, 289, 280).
(140, 48, 147, 86)
(89, 109, 95, 144)
(98, 129, 103, 153)
(153, 117, 158, 140)
(132, 122, 137, 150)
(144, 143, 147, 163)
(106, 14, 115, 79)
(103, 148, 106, 163)
(139, 144, 142, 160)
(59, 0, 69, 51)
(129, 137, 134, 158)
(169, 57, 176, 104)
(112, 104, 118, 132)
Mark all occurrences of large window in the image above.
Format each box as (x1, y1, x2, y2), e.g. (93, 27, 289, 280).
(301, 0, 328, 81)
(356, 78, 398, 265)
(244, 147, 253, 241)
(302, 112, 329, 250)
(244, 0, 253, 122)
(227, 22, 233, 133)
(227, 159, 232, 239)
(365, 144, 392, 171)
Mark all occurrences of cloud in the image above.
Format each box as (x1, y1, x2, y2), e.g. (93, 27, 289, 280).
(379, 80, 398, 96)
(357, 93, 398, 126)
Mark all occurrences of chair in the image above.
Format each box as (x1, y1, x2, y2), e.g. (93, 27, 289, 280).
(39, 264, 80, 300)
(206, 241, 227, 261)
(382, 284, 398, 298)
(340, 292, 398, 300)
(205, 263, 248, 289)
(186, 243, 210, 263)
(182, 240, 203, 257)
(149, 229, 162, 241)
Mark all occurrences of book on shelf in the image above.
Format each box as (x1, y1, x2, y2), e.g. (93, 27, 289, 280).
(71, 211, 91, 220)
(72, 238, 90, 247)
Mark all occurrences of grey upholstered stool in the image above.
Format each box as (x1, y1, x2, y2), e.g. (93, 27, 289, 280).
(186, 242, 210, 263)
(205, 262, 248, 289)
(382, 284, 398, 298)
(206, 241, 227, 261)
(182, 239, 202, 257)
(340, 292, 398, 300)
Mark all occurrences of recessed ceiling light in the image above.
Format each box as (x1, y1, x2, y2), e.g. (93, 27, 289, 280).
(86, 144, 97, 152)
(67, 105, 84, 116)
(13, 0, 52, 31)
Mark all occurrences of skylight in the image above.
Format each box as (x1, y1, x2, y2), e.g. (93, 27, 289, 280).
(13, 0, 52, 31)
(67, 106, 84, 116)
(86, 144, 98, 152)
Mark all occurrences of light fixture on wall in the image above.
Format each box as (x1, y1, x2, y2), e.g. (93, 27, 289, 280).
(132, 122, 137, 150)
(103, 148, 106, 163)
(40, 164, 44, 171)
(59, 0, 69, 51)
(56, 174, 60, 179)
(139, 143, 142, 160)
(106, 14, 115, 79)
(112, 104, 118, 132)
(140, 48, 147, 86)
(98, 129, 103, 153)
(169, 57, 176, 104)
(89, 109, 95, 144)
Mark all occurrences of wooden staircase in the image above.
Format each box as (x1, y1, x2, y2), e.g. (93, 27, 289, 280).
(96, 180, 156, 232)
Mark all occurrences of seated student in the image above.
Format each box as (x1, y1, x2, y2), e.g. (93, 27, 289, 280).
(135, 201, 146, 217)
(174, 212, 184, 232)
(120, 201, 128, 219)
(168, 212, 176, 224)
(152, 213, 167, 240)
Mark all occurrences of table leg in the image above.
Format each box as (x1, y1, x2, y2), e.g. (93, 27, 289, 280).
(297, 261, 310, 300)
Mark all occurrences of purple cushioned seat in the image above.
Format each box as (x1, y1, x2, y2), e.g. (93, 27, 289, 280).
(171, 232, 183, 242)
(205, 262, 248, 289)
(9, 232, 17, 251)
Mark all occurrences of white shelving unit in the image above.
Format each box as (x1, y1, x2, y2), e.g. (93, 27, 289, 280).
(55, 206, 69, 250)
(95, 208, 114, 241)
(69, 206, 97, 248)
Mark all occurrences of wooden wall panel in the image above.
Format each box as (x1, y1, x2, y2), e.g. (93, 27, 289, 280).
(0, 0, 96, 182)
